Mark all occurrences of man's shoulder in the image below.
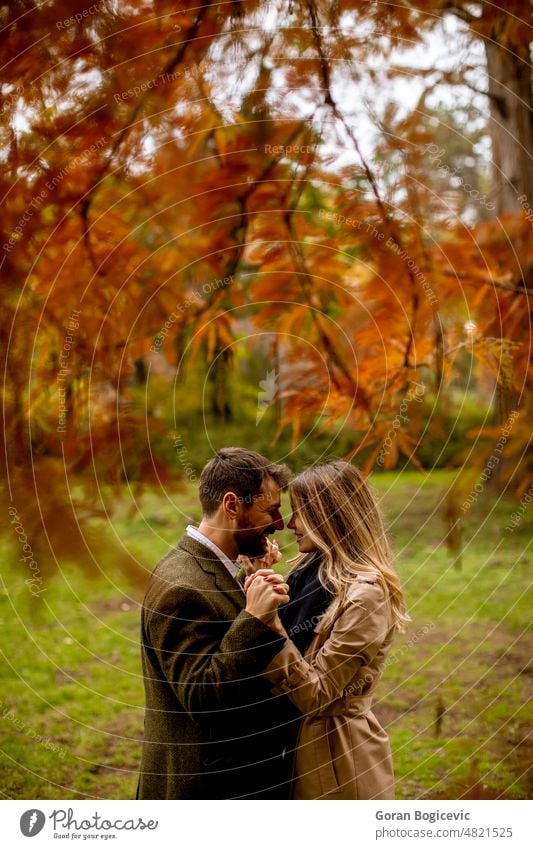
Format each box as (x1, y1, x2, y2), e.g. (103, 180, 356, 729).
(144, 538, 212, 603)
(153, 538, 201, 578)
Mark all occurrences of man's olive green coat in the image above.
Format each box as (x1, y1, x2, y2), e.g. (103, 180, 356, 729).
(137, 535, 296, 799)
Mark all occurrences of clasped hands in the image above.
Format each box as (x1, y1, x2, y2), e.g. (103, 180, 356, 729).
(239, 538, 289, 633)
(244, 568, 290, 634)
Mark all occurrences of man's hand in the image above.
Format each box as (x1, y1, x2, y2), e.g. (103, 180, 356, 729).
(244, 569, 289, 625)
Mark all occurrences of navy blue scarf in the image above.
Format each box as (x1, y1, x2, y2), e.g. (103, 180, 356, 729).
(279, 551, 332, 654)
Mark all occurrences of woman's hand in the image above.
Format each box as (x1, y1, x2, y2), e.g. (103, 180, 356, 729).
(238, 538, 282, 576)
(244, 569, 289, 625)
(243, 567, 285, 593)
(262, 538, 283, 566)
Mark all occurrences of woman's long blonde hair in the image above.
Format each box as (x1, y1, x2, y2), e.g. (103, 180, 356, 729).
(289, 460, 410, 632)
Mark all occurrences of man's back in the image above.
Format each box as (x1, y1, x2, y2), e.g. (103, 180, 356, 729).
(138, 534, 296, 799)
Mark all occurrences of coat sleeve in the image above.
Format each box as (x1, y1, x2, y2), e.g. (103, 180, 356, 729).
(264, 582, 390, 715)
(144, 585, 286, 719)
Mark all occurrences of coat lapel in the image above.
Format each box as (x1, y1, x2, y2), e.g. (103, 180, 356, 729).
(177, 534, 245, 612)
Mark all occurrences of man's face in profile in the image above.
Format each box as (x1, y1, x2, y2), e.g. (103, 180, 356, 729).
(233, 476, 285, 557)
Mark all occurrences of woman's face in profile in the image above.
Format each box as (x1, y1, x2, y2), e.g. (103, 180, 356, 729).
(287, 499, 317, 553)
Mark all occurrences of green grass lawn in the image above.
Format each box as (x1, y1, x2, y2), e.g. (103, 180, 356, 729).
(1, 470, 531, 799)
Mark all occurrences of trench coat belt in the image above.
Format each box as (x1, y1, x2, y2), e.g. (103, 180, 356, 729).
(309, 694, 373, 720)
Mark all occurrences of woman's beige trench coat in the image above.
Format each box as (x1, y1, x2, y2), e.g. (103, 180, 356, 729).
(265, 572, 396, 800)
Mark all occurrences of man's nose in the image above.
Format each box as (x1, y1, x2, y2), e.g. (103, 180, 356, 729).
(273, 513, 284, 531)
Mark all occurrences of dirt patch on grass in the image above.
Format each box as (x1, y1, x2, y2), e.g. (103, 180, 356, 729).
(82, 711, 143, 798)
(87, 712, 142, 775)
(428, 756, 532, 800)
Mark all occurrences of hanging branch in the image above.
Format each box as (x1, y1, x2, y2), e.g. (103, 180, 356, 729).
(80, 0, 214, 274)
(282, 139, 370, 406)
(307, 0, 420, 368)
(306, 0, 422, 372)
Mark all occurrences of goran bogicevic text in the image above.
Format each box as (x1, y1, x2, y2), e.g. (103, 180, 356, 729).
(376, 810, 471, 823)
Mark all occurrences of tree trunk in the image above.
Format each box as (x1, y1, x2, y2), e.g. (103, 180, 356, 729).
(484, 37, 533, 214)
(210, 350, 233, 422)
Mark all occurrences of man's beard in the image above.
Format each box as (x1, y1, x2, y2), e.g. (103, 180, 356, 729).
(234, 524, 273, 558)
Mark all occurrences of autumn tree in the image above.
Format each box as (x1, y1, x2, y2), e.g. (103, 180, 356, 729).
(1, 0, 531, 581)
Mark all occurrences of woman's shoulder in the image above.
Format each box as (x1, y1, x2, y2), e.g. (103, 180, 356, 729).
(345, 571, 386, 603)
(354, 571, 380, 584)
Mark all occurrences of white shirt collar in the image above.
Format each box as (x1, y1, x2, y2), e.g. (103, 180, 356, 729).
(186, 525, 240, 580)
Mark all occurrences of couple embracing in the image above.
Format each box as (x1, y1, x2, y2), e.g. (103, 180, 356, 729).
(137, 447, 408, 800)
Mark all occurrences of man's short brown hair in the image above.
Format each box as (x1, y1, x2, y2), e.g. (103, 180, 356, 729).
(199, 447, 291, 516)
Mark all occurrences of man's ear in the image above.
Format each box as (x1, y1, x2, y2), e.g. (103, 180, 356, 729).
(222, 491, 241, 519)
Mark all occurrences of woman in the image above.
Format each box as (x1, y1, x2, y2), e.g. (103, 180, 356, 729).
(244, 460, 409, 800)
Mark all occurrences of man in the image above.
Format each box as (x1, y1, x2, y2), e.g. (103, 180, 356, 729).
(137, 447, 298, 799)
